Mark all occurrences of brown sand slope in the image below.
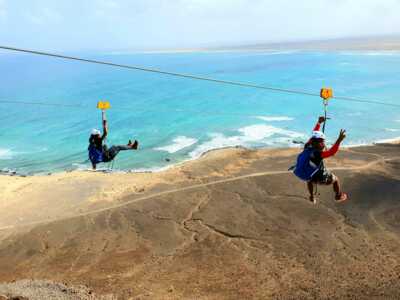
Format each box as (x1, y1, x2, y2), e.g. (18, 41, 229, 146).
(0, 144, 399, 299)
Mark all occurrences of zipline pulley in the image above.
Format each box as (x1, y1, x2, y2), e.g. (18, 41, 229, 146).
(97, 101, 111, 122)
(320, 88, 333, 133)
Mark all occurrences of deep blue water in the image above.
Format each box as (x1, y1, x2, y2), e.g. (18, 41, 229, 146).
(1, 50, 400, 174)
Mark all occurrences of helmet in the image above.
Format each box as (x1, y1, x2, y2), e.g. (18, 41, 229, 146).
(91, 129, 101, 136)
(311, 130, 325, 140)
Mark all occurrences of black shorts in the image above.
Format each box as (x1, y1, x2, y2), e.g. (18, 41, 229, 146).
(310, 169, 336, 185)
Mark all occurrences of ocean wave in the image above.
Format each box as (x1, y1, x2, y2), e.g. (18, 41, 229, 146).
(344, 142, 371, 148)
(384, 128, 400, 132)
(189, 124, 305, 159)
(0, 168, 17, 175)
(0, 148, 13, 160)
(345, 137, 400, 147)
(256, 116, 294, 122)
(346, 112, 363, 117)
(375, 137, 400, 144)
(238, 124, 303, 140)
(155, 136, 198, 153)
(71, 162, 91, 171)
(129, 165, 172, 173)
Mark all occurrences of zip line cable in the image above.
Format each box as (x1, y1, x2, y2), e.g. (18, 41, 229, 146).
(1, 45, 400, 108)
(0, 100, 85, 108)
(0, 46, 317, 97)
(0, 99, 303, 118)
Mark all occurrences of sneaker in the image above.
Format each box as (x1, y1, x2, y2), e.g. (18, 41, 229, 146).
(335, 192, 348, 203)
(131, 140, 139, 150)
(309, 196, 317, 205)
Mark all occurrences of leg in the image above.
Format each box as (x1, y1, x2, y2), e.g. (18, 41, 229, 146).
(111, 145, 132, 152)
(332, 175, 347, 202)
(309, 169, 326, 204)
(307, 181, 316, 204)
(333, 176, 341, 198)
(307, 181, 314, 197)
(105, 145, 132, 162)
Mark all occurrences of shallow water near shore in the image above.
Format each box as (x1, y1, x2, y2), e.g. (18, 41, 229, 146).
(0, 50, 400, 174)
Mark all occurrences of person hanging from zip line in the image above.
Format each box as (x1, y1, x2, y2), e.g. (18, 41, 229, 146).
(294, 116, 347, 204)
(88, 118, 138, 170)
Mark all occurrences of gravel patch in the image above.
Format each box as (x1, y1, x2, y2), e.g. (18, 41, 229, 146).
(0, 280, 115, 300)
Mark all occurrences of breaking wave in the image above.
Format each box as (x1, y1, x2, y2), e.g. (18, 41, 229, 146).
(189, 124, 305, 159)
(155, 136, 198, 153)
(0, 148, 13, 160)
(256, 116, 294, 122)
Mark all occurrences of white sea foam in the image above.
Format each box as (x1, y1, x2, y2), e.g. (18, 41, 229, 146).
(71, 163, 91, 171)
(130, 165, 173, 173)
(256, 116, 294, 122)
(345, 142, 371, 148)
(0, 168, 17, 175)
(375, 137, 400, 144)
(272, 137, 302, 147)
(155, 136, 198, 153)
(346, 112, 363, 117)
(384, 128, 400, 132)
(238, 124, 303, 140)
(189, 124, 305, 159)
(0, 148, 13, 160)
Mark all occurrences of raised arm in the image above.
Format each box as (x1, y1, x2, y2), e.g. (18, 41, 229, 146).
(101, 119, 108, 140)
(313, 116, 326, 131)
(304, 116, 326, 148)
(321, 129, 346, 158)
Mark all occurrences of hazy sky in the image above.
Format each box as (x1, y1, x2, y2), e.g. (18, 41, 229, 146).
(1, 0, 400, 51)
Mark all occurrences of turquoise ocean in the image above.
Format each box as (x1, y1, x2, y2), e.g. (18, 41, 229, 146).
(0, 50, 400, 175)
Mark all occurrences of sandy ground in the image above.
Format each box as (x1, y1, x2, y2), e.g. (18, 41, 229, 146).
(0, 279, 114, 300)
(0, 143, 399, 299)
